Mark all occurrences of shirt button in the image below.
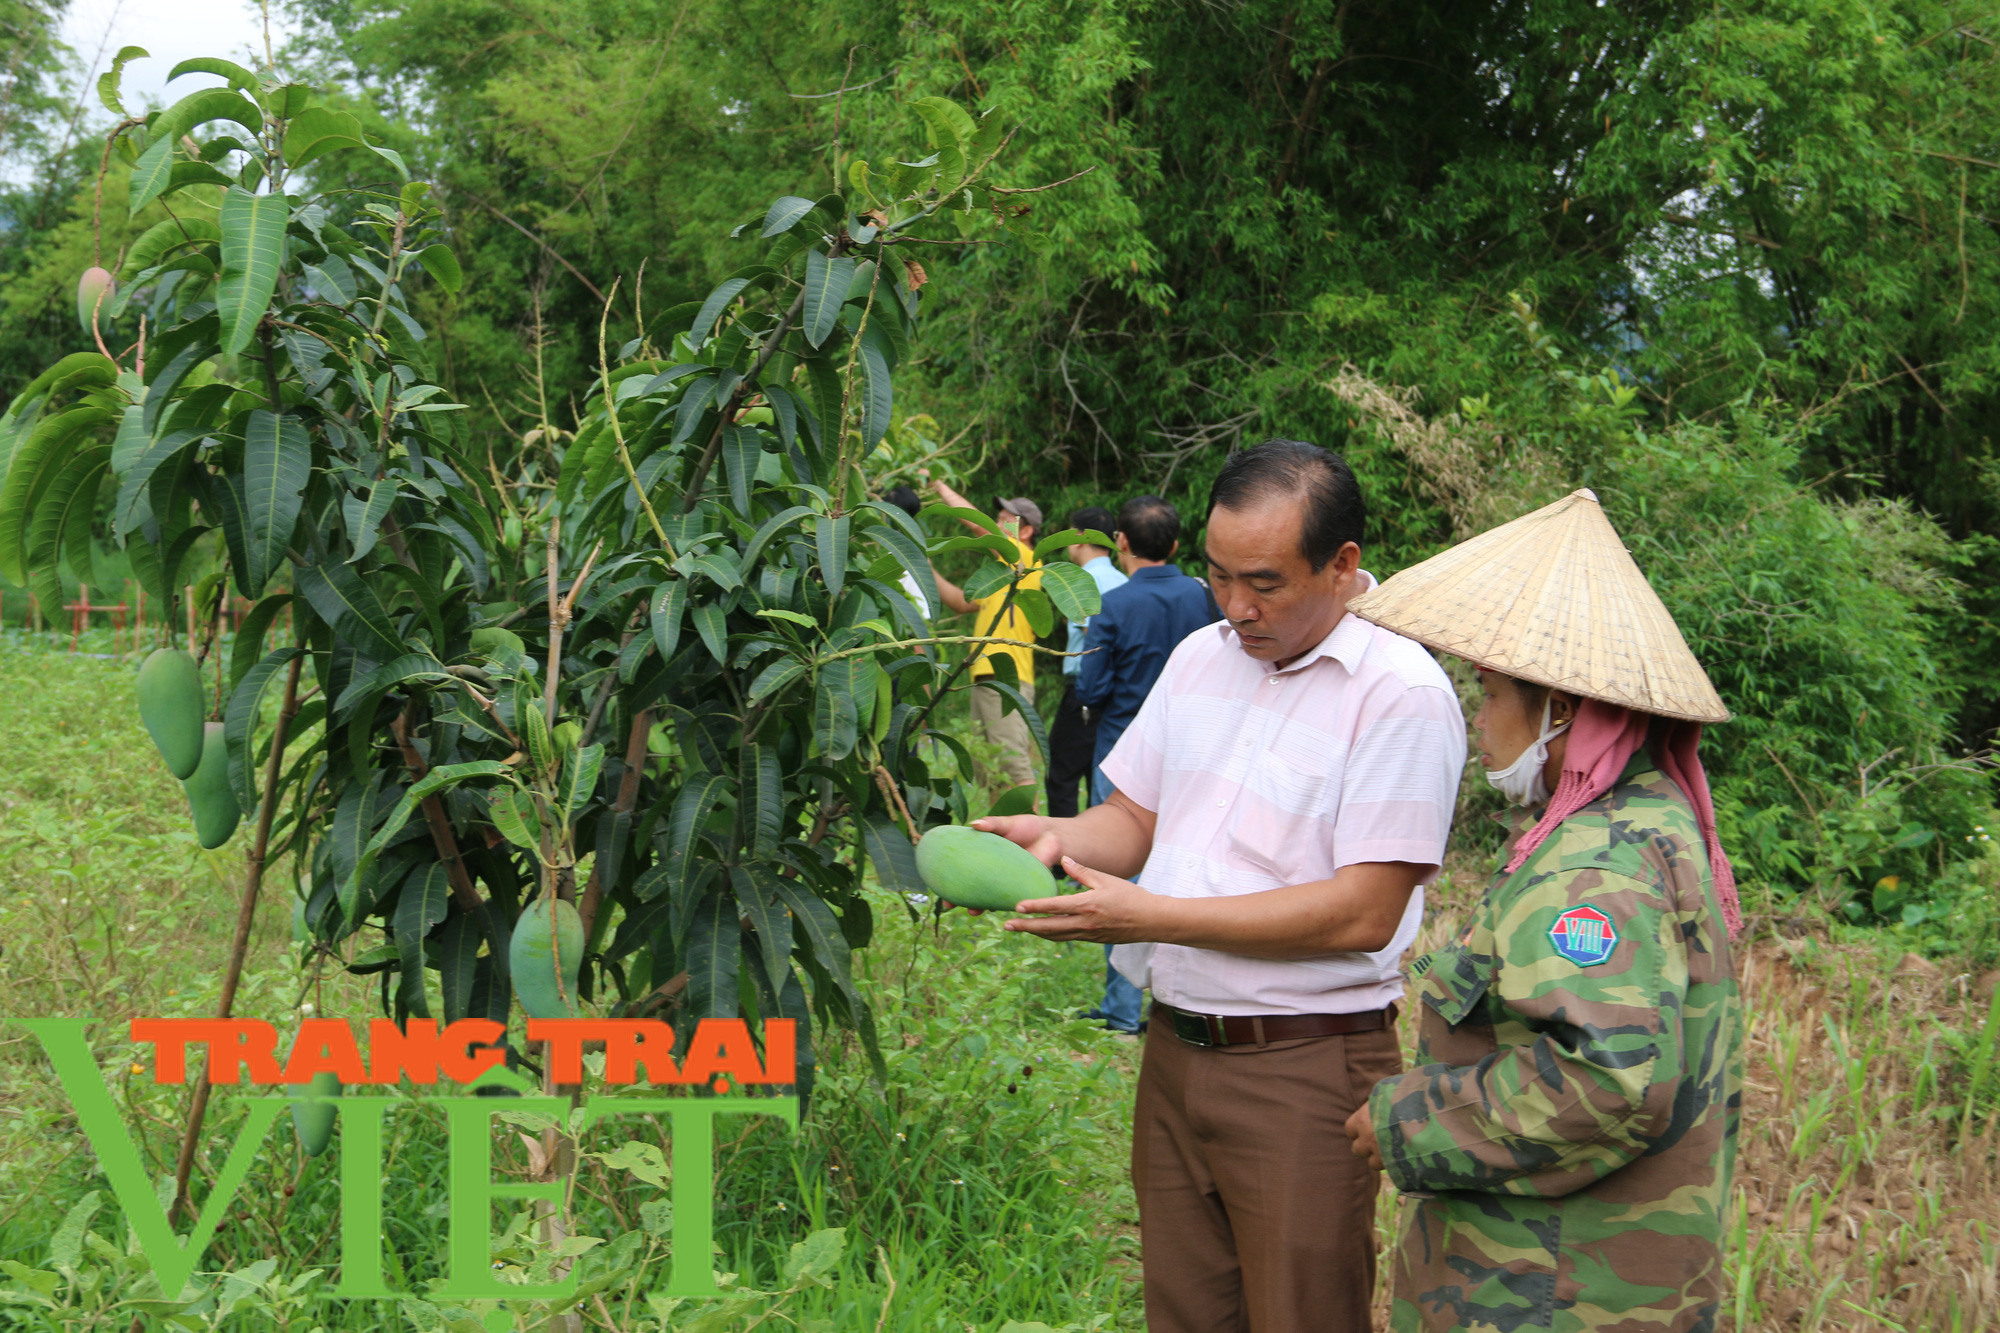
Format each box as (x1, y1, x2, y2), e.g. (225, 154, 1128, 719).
(1268, 677, 1278, 685)
(1216, 798, 1226, 807)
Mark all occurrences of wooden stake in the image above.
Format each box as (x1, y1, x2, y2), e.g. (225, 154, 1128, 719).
(171, 654, 304, 1221)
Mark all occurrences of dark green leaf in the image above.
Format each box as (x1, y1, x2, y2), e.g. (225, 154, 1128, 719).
(690, 278, 751, 344)
(860, 817, 921, 893)
(748, 657, 808, 703)
(224, 646, 303, 816)
(1014, 586, 1054, 639)
(664, 774, 730, 908)
(771, 878, 885, 1081)
(815, 513, 850, 599)
(685, 887, 739, 1022)
(343, 484, 397, 562)
(730, 865, 793, 992)
(761, 196, 816, 238)
(721, 423, 757, 515)
(813, 667, 858, 760)
(691, 600, 728, 663)
(241, 409, 309, 596)
(394, 863, 452, 1020)
(296, 561, 405, 662)
(856, 324, 892, 449)
(866, 525, 938, 625)
(649, 580, 687, 660)
(739, 743, 782, 855)
(979, 676, 1048, 767)
(438, 906, 482, 1023)
(801, 251, 856, 349)
(217, 187, 288, 357)
(229, 592, 292, 695)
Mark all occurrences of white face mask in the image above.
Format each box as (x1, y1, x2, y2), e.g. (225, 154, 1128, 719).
(1484, 696, 1570, 807)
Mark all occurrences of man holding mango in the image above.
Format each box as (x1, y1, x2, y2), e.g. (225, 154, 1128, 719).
(978, 440, 1465, 1333)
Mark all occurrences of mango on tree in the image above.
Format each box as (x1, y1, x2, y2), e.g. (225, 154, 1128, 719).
(183, 722, 240, 849)
(136, 648, 204, 779)
(511, 896, 584, 1018)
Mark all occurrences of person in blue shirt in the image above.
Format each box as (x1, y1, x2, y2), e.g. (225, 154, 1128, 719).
(1073, 494, 1219, 1034)
(1046, 506, 1128, 818)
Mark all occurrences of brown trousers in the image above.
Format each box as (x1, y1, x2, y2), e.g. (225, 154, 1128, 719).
(1132, 1016, 1403, 1333)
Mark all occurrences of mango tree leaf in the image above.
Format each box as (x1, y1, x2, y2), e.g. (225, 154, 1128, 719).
(394, 863, 451, 1019)
(815, 513, 850, 599)
(558, 743, 605, 822)
(866, 525, 937, 625)
(1037, 561, 1103, 620)
(98, 46, 150, 115)
(813, 665, 858, 760)
(296, 561, 405, 662)
(730, 865, 793, 993)
(664, 774, 730, 909)
(856, 324, 892, 449)
(649, 580, 687, 660)
(218, 187, 289, 356)
(801, 251, 855, 349)
(761, 196, 815, 238)
(691, 600, 728, 664)
(738, 743, 782, 855)
(242, 409, 309, 596)
(860, 816, 921, 894)
(748, 657, 807, 703)
(684, 887, 739, 1022)
(224, 645, 303, 816)
(979, 676, 1047, 767)
(128, 136, 176, 216)
(690, 277, 751, 344)
(770, 878, 885, 1080)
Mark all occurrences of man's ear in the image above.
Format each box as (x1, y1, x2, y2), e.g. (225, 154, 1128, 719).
(1115, 531, 1133, 556)
(1550, 691, 1581, 725)
(1168, 539, 1179, 559)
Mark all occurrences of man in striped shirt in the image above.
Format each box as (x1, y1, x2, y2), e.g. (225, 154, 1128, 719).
(976, 440, 1466, 1333)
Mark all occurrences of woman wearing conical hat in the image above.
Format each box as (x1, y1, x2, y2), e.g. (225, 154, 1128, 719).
(1340, 490, 1744, 1333)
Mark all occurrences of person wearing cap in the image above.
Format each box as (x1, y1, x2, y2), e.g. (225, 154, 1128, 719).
(972, 441, 1468, 1333)
(1340, 489, 1745, 1333)
(929, 480, 1045, 790)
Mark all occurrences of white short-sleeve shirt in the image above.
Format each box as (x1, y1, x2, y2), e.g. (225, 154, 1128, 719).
(1099, 582, 1466, 1016)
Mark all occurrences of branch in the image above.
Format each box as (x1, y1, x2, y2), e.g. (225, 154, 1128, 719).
(459, 190, 608, 303)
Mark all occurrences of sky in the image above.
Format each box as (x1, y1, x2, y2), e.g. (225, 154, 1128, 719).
(59, 0, 296, 111)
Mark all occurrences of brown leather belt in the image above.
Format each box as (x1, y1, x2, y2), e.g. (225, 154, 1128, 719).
(1153, 1001, 1393, 1049)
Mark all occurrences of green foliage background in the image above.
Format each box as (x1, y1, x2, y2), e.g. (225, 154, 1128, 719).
(1, 0, 1996, 941)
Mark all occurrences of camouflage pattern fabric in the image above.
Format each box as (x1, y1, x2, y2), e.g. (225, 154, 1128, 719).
(1369, 754, 1743, 1332)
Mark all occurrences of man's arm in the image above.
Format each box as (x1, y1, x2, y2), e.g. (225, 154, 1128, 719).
(1000, 859, 1428, 957)
(930, 480, 989, 536)
(933, 568, 974, 615)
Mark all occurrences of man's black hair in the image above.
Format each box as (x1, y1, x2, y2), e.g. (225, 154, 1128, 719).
(884, 485, 922, 519)
(1117, 494, 1180, 562)
(1067, 505, 1116, 551)
(1205, 439, 1365, 572)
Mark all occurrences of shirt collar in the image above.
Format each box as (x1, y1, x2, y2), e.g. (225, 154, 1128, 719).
(1211, 568, 1379, 675)
(1082, 555, 1115, 574)
(1128, 563, 1179, 580)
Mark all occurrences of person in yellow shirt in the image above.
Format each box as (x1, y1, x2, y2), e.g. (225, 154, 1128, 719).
(929, 480, 1044, 790)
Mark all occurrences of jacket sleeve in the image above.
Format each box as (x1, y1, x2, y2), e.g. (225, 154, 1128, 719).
(1369, 865, 1691, 1198)
(1076, 603, 1116, 708)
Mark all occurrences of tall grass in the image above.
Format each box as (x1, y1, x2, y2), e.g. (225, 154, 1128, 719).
(4, 641, 1997, 1330)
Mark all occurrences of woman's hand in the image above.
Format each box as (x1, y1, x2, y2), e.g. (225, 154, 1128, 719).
(1002, 856, 1160, 943)
(1344, 1102, 1384, 1172)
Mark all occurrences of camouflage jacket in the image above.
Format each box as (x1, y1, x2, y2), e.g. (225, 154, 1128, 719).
(1369, 755, 1743, 1332)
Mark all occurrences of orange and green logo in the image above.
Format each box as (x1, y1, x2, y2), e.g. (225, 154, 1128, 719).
(22, 1017, 797, 1301)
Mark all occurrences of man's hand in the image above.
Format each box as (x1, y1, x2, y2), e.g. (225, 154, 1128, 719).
(968, 813, 1063, 867)
(1003, 856, 1159, 943)
(1344, 1102, 1384, 1172)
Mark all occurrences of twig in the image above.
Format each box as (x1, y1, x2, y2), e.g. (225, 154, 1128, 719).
(580, 706, 652, 942)
(597, 277, 675, 553)
(990, 164, 1100, 195)
(459, 191, 608, 303)
(171, 654, 303, 1220)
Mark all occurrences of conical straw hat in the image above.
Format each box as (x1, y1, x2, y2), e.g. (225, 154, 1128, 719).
(1347, 489, 1729, 723)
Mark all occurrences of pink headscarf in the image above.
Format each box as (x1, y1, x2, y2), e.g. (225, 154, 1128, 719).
(1502, 696, 1743, 940)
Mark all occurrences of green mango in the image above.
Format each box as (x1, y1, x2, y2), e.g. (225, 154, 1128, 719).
(470, 625, 525, 658)
(914, 825, 1055, 911)
(76, 265, 114, 332)
(137, 648, 205, 779)
(510, 896, 584, 1018)
(291, 1071, 342, 1157)
(184, 722, 241, 849)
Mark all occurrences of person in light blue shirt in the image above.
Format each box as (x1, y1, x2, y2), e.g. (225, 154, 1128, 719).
(1046, 506, 1128, 819)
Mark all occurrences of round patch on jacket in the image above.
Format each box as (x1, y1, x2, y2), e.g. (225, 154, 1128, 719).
(1548, 905, 1618, 965)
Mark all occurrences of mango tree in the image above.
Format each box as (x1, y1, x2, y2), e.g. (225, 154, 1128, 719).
(0, 48, 1099, 1180)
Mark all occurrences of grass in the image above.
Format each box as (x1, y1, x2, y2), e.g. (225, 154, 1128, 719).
(3, 637, 1998, 1331)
